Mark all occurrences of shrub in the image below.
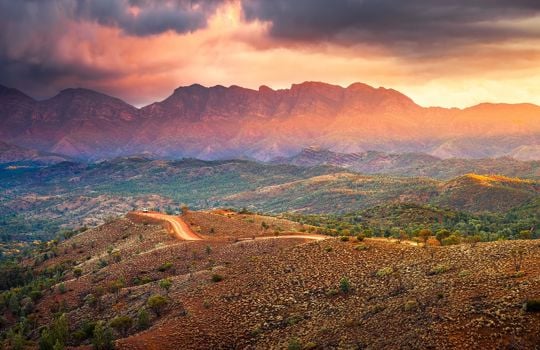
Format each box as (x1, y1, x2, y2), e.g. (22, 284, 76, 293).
(340, 236, 350, 242)
(137, 308, 150, 330)
(339, 277, 351, 294)
(428, 264, 449, 275)
(158, 262, 173, 272)
(58, 283, 66, 294)
(376, 267, 394, 277)
(287, 338, 302, 350)
(441, 234, 460, 246)
(159, 278, 172, 293)
(73, 268, 82, 278)
(324, 246, 333, 252)
(211, 274, 223, 283)
(147, 294, 168, 316)
(403, 300, 418, 311)
(354, 244, 368, 251)
(92, 321, 114, 350)
(523, 299, 540, 312)
(110, 315, 133, 336)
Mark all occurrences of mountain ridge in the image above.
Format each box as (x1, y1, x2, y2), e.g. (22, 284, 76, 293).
(1, 82, 539, 161)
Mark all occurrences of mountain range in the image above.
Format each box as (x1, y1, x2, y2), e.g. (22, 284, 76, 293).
(1, 82, 539, 161)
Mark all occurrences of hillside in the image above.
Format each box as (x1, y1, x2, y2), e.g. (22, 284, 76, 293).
(0, 141, 70, 166)
(273, 147, 540, 179)
(0, 211, 538, 349)
(435, 174, 540, 213)
(1, 82, 539, 160)
(1, 159, 538, 240)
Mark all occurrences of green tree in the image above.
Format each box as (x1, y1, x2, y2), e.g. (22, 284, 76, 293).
(92, 321, 114, 350)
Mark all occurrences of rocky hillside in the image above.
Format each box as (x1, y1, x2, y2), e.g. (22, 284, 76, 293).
(1, 211, 538, 349)
(273, 147, 540, 179)
(1, 82, 539, 160)
(0, 141, 70, 166)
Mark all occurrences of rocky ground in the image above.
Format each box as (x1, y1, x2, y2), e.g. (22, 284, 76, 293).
(20, 210, 540, 349)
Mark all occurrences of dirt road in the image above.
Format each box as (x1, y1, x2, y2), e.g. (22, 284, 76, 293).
(131, 211, 202, 241)
(236, 234, 328, 242)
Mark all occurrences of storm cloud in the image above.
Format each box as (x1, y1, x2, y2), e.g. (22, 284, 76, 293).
(1, 0, 540, 107)
(242, 0, 540, 54)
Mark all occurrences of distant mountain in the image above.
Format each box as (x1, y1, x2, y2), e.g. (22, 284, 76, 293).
(0, 141, 70, 165)
(273, 147, 540, 179)
(0, 82, 539, 160)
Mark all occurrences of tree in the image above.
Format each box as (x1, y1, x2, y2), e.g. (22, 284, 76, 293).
(51, 313, 68, 346)
(92, 321, 114, 350)
(147, 294, 168, 316)
(110, 316, 133, 337)
(418, 229, 432, 247)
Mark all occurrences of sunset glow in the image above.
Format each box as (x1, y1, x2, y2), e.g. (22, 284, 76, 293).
(1, 1, 540, 107)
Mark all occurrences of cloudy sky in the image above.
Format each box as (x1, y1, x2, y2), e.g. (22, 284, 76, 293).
(1, 0, 540, 107)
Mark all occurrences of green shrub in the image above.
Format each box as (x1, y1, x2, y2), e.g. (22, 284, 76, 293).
(137, 308, 150, 330)
(287, 338, 302, 350)
(428, 264, 449, 275)
(523, 299, 540, 312)
(376, 267, 394, 277)
(340, 236, 349, 242)
(158, 262, 173, 272)
(211, 274, 223, 283)
(92, 321, 114, 350)
(339, 277, 351, 294)
(147, 294, 168, 316)
(110, 315, 133, 336)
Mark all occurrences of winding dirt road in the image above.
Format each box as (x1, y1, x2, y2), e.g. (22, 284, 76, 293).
(131, 211, 202, 241)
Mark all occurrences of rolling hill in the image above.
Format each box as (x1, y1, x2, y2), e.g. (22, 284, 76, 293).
(273, 147, 540, 179)
(1, 158, 538, 239)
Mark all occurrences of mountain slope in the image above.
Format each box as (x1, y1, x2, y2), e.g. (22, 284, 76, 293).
(273, 147, 540, 179)
(3, 213, 539, 349)
(0, 141, 70, 165)
(0, 82, 539, 160)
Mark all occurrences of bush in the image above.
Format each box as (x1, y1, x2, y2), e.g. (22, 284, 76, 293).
(159, 278, 172, 293)
(147, 294, 168, 316)
(137, 309, 150, 330)
(158, 262, 173, 272)
(92, 321, 114, 350)
(376, 267, 394, 277)
(428, 264, 449, 275)
(523, 299, 540, 312)
(340, 236, 349, 242)
(73, 268, 82, 278)
(211, 274, 223, 283)
(110, 315, 133, 336)
(288, 338, 302, 350)
(58, 283, 66, 294)
(339, 277, 351, 294)
(354, 244, 368, 251)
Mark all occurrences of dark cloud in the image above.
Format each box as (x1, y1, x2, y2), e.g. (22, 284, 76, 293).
(73, 0, 225, 36)
(0, 0, 225, 98)
(242, 0, 540, 55)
